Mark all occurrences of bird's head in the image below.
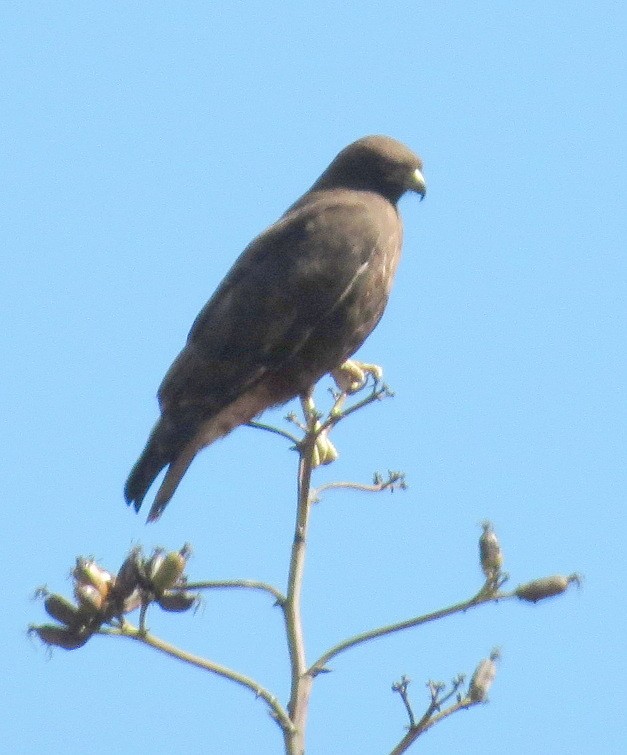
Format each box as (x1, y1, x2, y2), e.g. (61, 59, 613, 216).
(311, 135, 426, 205)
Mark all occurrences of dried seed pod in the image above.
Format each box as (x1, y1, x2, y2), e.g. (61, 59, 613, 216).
(73, 558, 113, 598)
(516, 574, 579, 603)
(122, 588, 144, 615)
(468, 650, 499, 702)
(31, 625, 91, 650)
(157, 590, 198, 613)
(113, 547, 144, 601)
(74, 583, 104, 613)
(145, 548, 166, 583)
(150, 545, 190, 594)
(479, 521, 503, 580)
(44, 594, 81, 627)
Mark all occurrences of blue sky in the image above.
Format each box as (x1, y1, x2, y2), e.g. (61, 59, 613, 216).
(3, 2, 625, 753)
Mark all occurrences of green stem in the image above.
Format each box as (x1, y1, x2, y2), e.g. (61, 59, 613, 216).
(101, 623, 294, 734)
(245, 421, 301, 446)
(310, 585, 518, 674)
(183, 579, 286, 605)
(282, 396, 317, 755)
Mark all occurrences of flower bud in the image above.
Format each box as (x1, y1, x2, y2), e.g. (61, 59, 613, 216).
(317, 430, 338, 465)
(516, 574, 580, 603)
(468, 650, 499, 702)
(479, 521, 503, 580)
(44, 594, 80, 627)
(311, 440, 322, 468)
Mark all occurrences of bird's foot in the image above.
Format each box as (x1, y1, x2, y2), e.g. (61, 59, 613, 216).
(332, 359, 383, 394)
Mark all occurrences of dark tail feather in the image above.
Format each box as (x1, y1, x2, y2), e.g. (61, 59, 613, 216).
(146, 445, 198, 522)
(124, 420, 176, 513)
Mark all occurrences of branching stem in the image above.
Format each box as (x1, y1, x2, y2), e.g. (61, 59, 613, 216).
(388, 695, 479, 755)
(321, 382, 392, 432)
(32, 371, 578, 755)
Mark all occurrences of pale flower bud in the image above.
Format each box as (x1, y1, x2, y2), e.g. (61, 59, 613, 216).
(479, 521, 503, 580)
(468, 650, 500, 702)
(516, 574, 580, 603)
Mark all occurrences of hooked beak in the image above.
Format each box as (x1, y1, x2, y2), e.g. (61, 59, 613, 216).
(409, 167, 426, 200)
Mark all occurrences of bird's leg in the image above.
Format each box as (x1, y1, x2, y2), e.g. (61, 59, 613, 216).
(299, 395, 339, 468)
(332, 359, 383, 394)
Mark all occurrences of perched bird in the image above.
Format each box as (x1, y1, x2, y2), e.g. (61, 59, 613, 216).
(125, 135, 426, 521)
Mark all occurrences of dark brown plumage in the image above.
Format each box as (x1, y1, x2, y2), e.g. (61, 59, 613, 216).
(125, 135, 426, 521)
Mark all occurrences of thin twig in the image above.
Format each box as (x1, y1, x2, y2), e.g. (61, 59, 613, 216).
(388, 695, 479, 755)
(182, 579, 286, 605)
(392, 676, 415, 727)
(99, 622, 294, 735)
(321, 382, 392, 432)
(310, 472, 406, 503)
(245, 421, 301, 446)
(310, 583, 518, 674)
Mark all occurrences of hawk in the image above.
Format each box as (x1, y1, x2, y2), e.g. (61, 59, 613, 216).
(125, 135, 426, 521)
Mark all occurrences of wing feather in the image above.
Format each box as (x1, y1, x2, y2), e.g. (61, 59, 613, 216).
(158, 192, 397, 414)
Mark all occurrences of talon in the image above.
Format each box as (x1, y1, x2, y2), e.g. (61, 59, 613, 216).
(332, 360, 383, 394)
